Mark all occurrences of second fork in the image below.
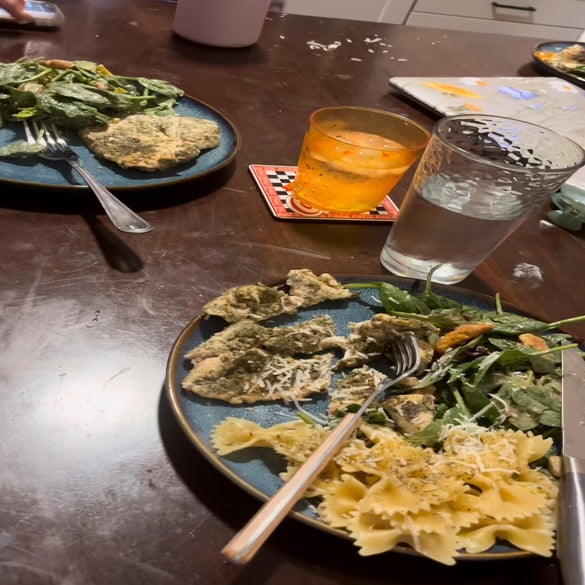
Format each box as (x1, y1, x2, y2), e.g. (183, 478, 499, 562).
(25, 120, 153, 234)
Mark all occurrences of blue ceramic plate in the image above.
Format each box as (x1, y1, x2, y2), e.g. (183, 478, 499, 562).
(165, 275, 534, 561)
(0, 96, 240, 190)
(532, 41, 585, 90)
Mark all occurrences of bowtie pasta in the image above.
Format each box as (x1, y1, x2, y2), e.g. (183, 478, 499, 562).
(212, 418, 557, 565)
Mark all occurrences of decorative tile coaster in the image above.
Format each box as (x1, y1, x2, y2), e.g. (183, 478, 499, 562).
(249, 164, 399, 222)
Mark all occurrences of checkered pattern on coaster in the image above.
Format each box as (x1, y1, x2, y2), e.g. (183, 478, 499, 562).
(249, 164, 399, 222)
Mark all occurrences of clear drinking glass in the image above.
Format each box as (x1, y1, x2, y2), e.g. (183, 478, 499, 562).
(380, 114, 585, 284)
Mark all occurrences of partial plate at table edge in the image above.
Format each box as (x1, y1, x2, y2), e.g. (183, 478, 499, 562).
(532, 41, 585, 90)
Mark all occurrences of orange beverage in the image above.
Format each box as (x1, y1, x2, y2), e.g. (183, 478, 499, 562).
(290, 107, 430, 213)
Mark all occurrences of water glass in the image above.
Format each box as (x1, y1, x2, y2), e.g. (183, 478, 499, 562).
(380, 114, 585, 284)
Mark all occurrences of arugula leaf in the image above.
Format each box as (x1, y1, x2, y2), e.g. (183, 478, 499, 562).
(411, 338, 482, 390)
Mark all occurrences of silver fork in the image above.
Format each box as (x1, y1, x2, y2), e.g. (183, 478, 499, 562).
(221, 332, 421, 565)
(24, 120, 153, 234)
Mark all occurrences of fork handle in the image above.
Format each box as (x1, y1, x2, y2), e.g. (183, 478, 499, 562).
(221, 412, 361, 565)
(67, 159, 153, 234)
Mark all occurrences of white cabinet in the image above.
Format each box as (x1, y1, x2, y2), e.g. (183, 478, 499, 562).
(282, 0, 416, 25)
(282, 0, 585, 40)
(407, 0, 585, 40)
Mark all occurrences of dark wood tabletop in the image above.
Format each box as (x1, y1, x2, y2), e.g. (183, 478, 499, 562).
(1, 2, 584, 584)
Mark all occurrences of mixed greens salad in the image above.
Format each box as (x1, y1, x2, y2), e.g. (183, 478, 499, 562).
(345, 273, 584, 451)
(0, 57, 183, 130)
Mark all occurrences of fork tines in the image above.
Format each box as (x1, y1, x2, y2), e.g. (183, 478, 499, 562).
(24, 119, 66, 150)
(385, 332, 419, 377)
(23, 118, 38, 145)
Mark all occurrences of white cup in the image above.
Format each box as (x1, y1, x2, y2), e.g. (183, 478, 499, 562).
(172, 0, 272, 48)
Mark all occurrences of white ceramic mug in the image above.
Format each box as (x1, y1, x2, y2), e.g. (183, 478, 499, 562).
(172, 0, 272, 48)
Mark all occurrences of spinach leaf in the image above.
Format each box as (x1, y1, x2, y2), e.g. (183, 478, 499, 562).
(424, 308, 471, 330)
(49, 83, 113, 106)
(419, 268, 464, 310)
(8, 87, 36, 109)
(136, 77, 184, 98)
(379, 282, 431, 314)
(460, 385, 501, 424)
(479, 311, 550, 336)
(495, 373, 562, 434)
(407, 405, 468, 447)
(35, 93, 107, 128)
(0, 63, 28, 86)
(496, 345, 563, 374)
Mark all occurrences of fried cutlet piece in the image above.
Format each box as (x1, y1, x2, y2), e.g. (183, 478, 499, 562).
(201, 270, 353, 323)
(184, 320, 268, 364)
(79, 114, 220, 171)
(328, 365, 387, 416)
(380, 393, 436, 435)
(336, 313, 439, 369)
(286, 269, 354, 308)
(185, 315, 343, 365)
(262, 315, 345, 355)
(202, 283, 295, 323)
(182, 315, 343, 404)
(182, 349, 334, 404)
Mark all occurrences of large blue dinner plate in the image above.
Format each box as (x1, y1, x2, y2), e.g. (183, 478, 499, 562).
(0, 96, 240, 190)
(165, 275, 540, 561)
(532, 41, 585, 90)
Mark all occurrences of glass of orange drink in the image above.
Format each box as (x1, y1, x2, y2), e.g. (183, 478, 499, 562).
(289, 107, 431, 213)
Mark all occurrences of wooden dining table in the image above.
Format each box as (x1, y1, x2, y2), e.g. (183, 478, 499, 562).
(1, 1, 584, 584)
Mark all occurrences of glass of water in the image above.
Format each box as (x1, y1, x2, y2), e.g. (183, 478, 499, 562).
(380, 114, 585, 284)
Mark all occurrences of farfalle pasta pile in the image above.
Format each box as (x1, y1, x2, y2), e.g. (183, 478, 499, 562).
(212, 418, 557, 565)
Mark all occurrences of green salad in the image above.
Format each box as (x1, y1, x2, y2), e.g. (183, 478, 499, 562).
(344, 272, 584, 451)
(0, 57, 184, 129)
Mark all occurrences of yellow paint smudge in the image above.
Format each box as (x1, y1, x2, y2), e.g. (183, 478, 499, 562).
(423, 82, 483, 99)
(462, 102, 483, 112)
